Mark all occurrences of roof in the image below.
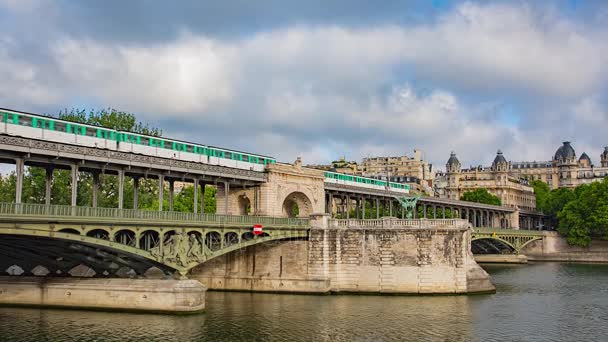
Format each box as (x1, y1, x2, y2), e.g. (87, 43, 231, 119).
(554, 141, 576, 161)
(446, 152, 460, 166)
(492, 150, 507, 166)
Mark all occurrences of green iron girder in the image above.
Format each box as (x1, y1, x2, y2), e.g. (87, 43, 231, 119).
(0, 203, 311, 277)
(471, 228, 544, 254)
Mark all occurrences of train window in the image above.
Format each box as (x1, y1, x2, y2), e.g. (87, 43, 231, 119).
(242, 155, 249, 162)
(19, 115, 31, 126)
(225, 152, 232, 159)
(85, 126, 95, 137)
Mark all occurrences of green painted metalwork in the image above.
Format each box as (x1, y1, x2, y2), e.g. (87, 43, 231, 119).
(0, 202, 309, 227)
(0, 202, 310, 277)
(396, 195, 421, 219)
(471, 228, 544, 254)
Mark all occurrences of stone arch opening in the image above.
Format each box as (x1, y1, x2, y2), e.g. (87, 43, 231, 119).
(139, 230, 160, 251)
(238, 194, 251, 216)
(242, 232, 254, 241)
(282, 191, 312, 218)
(86, 229, 110, 240)
(205, 232, 222, 251)
(224, 232, 239, 247)
(114, 229, 136, 247)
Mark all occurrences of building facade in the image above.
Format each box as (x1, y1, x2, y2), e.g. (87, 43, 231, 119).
(442, 150, 537, 211)
(308, 150, 435, 194)
(510, 142, 608, 189)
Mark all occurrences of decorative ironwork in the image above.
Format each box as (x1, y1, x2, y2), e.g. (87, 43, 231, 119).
(396, 195, 420, 219)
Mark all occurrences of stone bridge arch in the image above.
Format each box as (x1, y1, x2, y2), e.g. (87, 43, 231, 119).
(215, 158, 326, 217)
(282, 191, 313, 218)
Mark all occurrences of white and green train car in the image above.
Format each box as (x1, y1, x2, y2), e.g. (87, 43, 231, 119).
(1, 108, 275, 172)
(324, 171, 410, 194)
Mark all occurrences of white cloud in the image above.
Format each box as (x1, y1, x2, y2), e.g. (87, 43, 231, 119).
(0, 2, 607, 168)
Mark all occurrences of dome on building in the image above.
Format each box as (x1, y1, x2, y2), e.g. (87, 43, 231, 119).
(579, 152, 592, 168)
(554, 141, 576, 161)
(447, 152, 460, 167)
(602, 147, 608, 159)
(492, 150, 507, 165)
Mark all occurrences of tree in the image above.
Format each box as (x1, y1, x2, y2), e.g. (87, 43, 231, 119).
(460, 188, 501, 206)
(530, 180, 550, 212)
(558, 179, 608, 247)
(57, 108, 162, 136)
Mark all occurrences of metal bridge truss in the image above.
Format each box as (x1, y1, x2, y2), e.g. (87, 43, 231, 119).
(471, 228, 544, 254)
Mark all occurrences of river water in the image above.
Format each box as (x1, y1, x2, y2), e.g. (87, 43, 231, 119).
(1, 262, 608, 341)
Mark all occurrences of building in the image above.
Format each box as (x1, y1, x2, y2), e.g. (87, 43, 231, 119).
(441, 150, 537, 211)
(510, 142, 608, 189)
(308, 150, 435, 195)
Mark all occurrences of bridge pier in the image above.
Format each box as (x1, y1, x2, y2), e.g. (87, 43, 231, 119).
(0, 277, 206, 313)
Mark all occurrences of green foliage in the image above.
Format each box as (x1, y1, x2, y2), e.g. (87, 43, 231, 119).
(530, 180, 550, 212)
(56, 108, 162, 136)
(557, 179, 608, 247)
(460, 188, 501, 206)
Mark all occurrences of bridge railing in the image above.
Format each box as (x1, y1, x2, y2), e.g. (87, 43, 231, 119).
(473, 227, 545, 236)
(329, 218, 470, 229)
(0, 202, 309, 227)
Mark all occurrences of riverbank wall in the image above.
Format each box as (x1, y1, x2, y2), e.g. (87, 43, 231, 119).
(0, 277, 206, 313)
(522, 231, 608, 263)
(191, 217, 495, 295)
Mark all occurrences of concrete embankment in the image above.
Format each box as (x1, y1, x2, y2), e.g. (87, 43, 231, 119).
(522, 231, 608, 263)
(0, 277, 206, 313)
(475, 254, 528, 264)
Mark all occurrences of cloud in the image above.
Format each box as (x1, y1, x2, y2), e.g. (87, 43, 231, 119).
(0, 1, 607, 168)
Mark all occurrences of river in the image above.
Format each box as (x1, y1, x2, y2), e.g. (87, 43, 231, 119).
(1, 262, 607, 341)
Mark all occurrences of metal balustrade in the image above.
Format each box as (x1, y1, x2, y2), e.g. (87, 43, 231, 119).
(0, 202, 309, 227)
(328, 218, 470, 229)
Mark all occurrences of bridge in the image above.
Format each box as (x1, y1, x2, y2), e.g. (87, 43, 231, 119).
(0, 134, 542, 229)
(471, 227, 544, 254)
(0, 202, 308, 278)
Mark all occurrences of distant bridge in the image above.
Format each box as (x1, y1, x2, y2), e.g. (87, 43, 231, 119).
(471, 227, 544, 254)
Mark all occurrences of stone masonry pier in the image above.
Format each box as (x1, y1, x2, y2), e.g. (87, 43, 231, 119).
(192, 217, 495, 294)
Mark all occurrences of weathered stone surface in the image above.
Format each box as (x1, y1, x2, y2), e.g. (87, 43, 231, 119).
(0, 277, 206, 313)
(192, 221, 495, 294)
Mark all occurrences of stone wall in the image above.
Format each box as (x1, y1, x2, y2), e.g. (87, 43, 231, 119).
(191, 220, 495, 294)
(0, 278, 206, 313)
(522, 231, 608, 262)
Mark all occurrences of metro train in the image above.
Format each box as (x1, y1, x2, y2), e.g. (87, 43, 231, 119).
(324, 171, 410, 194)
(0, 108, 276, 171)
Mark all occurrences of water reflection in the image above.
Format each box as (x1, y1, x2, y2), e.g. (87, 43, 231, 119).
(1, 263, 607, 341)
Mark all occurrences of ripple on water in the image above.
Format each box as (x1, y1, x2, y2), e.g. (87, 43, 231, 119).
(1, 262, 608, 341)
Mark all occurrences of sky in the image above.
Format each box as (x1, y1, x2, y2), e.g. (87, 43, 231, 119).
(1, 0, 607, 170)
